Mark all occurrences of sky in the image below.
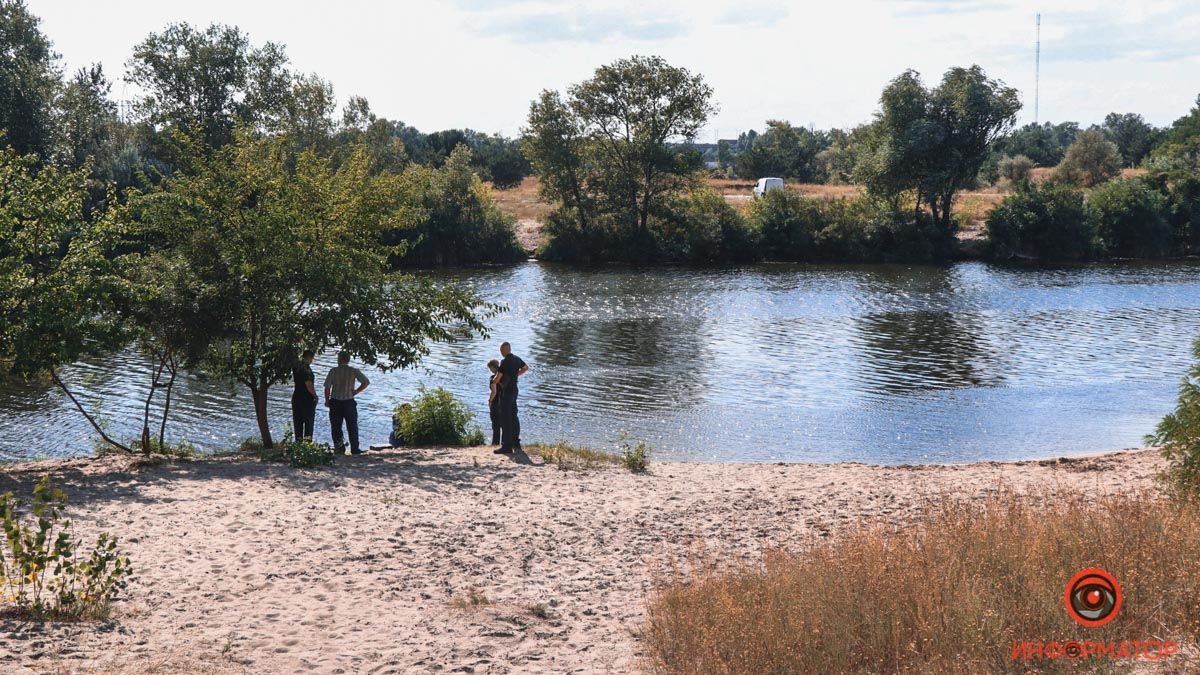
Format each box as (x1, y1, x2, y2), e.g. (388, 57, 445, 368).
(28, 0, 1200, 139)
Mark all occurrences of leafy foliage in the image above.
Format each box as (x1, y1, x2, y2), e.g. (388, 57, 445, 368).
(392, 385, 483, 447)
(1101, 112, 1161, 167)
(126, 132, 493, 447)
(857, 66, 1021, 232)
(986, 180, 1096, 261)
(733, 120, 831, 183)
(996, 154, 1034, 183)
(391, 144, 524, 266)
(1055, 129, 1122, 187)
(283, 433, 336, 468)
(0, 0, 58, 159)
(619, 435, 652, 474)
(1148, 337, 1200, 495)
(1, 477, 132, 620)
(1087, 177, 1172, 258)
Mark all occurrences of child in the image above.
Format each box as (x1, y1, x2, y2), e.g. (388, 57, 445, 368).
(487, 359, 501, 445)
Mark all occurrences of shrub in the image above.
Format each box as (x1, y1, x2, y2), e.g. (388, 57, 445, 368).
(393, 385, 482, 446)
(1148, 336, 1200, 494)
(1, 477, 133, 621)
(1055, 129, 1122, 187)
(748, 188, 821, 260)
(130, 437, 198, 459)
(1167, 174, 1200, 254)
(656, 189, 758, 263)
(646, 490, 1200, 674)
(390, 145, 524, 267)
(1087, 178, 1173, 257)
(619, 435, 652, 474)
(986, 181, 1097, 261)
(997, 154, 1034, 183)
(283, 434, 336, 468)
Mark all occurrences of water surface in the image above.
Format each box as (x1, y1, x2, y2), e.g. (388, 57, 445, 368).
(5, 260, 1199, 463)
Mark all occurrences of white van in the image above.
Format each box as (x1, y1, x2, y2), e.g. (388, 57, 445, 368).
(753, 177, 785, 198)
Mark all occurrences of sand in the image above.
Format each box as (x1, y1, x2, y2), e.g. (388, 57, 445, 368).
(0, 446, 1163, 673)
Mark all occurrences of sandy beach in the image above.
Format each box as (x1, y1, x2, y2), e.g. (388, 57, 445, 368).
(0, 446, 1164, 674)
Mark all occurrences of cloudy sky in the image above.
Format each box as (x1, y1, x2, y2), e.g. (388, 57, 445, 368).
(29, 0, 1200, 138)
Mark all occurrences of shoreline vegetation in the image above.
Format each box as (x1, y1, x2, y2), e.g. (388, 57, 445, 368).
(0, 445, 1175, 673)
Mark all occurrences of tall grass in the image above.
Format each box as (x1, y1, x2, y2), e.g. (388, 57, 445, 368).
(645, 490, 1200, 674)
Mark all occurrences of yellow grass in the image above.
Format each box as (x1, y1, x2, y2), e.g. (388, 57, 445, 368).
(645, 490, 1200, 674)
(524, 441, 622, 471)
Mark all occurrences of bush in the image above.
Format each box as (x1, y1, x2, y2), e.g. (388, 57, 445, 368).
(749, 188, 821, 260)
(283, 434, 336, 468)
(393, 385, 483, 446)
(997, 154, 1034, 183)
(619, 436, 652, 474)
(986, 181, 1097, 261)
(646, 490, 1200, 674)
(390, 145, 524, 267)
(1087, 178, 1173, 257)
(656, 189, 758, 263)
(1148, 336, 1200, 494)
(1055, 129, 1122, 187)
(1, 477, 133, 621)
(1167, 174, 1200, 254)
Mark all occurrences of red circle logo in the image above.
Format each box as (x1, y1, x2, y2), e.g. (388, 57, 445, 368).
(1064, 568, 1122, 627)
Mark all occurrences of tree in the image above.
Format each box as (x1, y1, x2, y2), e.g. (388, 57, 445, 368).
(523, 55, 715, 245)
(857, 66, 1021, 232)
(985, 181, 1095, 261)
(55, 65, 117, 174)
(1150, 94, 1200, 172)
(1087, 177, 1172, 258)
(0, 147, 132, 451)
(0, 0, 59, 159)
(997, 154, 1034, 183)
(128, 132, 493, 447)
(1055, 129, 1122, 187)
(997, 122, 1079, 167)
(1148, 336, 1200, 494)
(1101, 112, 1160, 167)
(125, 23, 292, 147)
(734, 120, 830, 182)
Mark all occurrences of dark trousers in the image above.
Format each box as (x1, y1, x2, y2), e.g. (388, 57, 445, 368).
(329, 399, 359, 453)
(292, 394, 317, 440)
(499, 388, 520, 449)
(489, 398, 501, 445)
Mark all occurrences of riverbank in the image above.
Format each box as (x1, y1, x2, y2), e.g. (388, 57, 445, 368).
(0, 446, 1163, 673)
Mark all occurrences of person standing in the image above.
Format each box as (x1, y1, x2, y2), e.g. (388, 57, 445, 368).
(292, 350, 319, 440)
(323, 351, 370, 455)
(494, 342, 528, 454)
(487, 359, 501, 445)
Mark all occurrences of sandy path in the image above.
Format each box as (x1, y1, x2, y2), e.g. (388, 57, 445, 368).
(0, 447, 1163, 673)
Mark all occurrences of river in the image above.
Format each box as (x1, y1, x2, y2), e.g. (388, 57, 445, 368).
(5, 260, 1200, 463)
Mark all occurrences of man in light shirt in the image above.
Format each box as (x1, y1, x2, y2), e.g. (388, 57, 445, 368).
(323, 351, 370, 455)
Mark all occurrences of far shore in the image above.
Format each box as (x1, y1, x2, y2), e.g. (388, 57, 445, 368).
(0, 445, 1165, 673)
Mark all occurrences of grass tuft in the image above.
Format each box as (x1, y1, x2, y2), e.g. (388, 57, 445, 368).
(525, 442, 622, 471)
(450, 587, 491, 610)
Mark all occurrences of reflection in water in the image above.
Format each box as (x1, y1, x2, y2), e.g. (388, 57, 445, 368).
(4, 260, 1200, 464)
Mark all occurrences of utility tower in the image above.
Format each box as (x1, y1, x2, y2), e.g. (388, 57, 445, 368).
(1034, 13, 1041, 124)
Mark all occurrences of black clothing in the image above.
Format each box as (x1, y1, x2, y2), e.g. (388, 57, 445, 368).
(499, 388, 520, 449)
(291, 362, 317, 439)
(497, 354, 526, 394)
(292, 393, 316, 440)
(489, 373, 502, 445)
(293, 363, 315, 396)
(329, 398, 360, 454)
(497, 353, 525, 449)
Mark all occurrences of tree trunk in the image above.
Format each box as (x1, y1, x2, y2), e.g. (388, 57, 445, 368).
(157, 358, 178, 450)
(51, 370, 132, 454)
(251, 385, 274, 449)
(142, 355, 166, 455)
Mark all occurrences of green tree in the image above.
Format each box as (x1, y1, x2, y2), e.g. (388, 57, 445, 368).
(128, 133, 493, 447)
(734, 120, 830, 182)
(1055, 129, 1122, 187)
(1101, 112, 1160, 167)
(391, 144, 524, 266)
(0, 147, 132, 451)
(525, 55, 715, 240)
(55, 65, 118, 175)
(1150, 94, 1200, 172)
(997, 122, 1079, 167)
(857, 66, 1021, 233)
(997, 154, 1034, 183)
(1148, 336, 1200, 494)
(985, 181, 1096, 261)
(0, 0, 59, 159)
(126, 23, 292, 147)
(1087, 177, 1172, 258)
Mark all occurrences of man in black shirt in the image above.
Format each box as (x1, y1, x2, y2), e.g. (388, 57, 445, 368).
(292, 350, 318, 440)
(494, 342, 528, 454)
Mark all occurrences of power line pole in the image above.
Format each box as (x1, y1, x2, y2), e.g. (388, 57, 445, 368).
(1034, 13, 1041, 124)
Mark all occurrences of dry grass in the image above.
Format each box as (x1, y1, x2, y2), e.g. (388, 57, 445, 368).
(524, 441, 623, 471)
(645, 490, 1200, 674)
(489, 176, 554, 223)
(450, 587, 492, 610)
